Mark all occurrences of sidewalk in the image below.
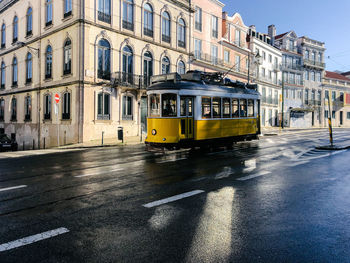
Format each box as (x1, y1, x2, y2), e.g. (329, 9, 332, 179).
(261, 127, 330, 136)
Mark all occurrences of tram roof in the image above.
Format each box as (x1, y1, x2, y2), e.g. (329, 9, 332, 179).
(147, 72, 260, 96)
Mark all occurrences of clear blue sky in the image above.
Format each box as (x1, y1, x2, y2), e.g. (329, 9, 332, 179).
(223, 0, 350, 72)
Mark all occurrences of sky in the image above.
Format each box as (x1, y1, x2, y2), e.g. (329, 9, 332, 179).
(223, 0, 350, 72)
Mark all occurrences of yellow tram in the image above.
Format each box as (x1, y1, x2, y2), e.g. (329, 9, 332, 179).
(145, 72, 261, 149)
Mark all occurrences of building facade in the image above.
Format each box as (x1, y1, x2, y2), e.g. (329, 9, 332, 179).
(0, 0, 192, 148)
(248, 25, 282, 127)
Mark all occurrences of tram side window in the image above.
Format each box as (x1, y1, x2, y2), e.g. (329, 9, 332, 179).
(202, 97, 211, 118)
(240, 99, 247, 117)
(223, 98, 230, 118)
(212, 97, 221, 118)
(232, 99, 239, 117)
(162, 93, 177, 117)
(248, 99, 254, 117)
(149, 94, 160, 117)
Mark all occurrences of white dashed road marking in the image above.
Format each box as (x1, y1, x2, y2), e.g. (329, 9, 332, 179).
(236, 171, 271, 181)
(143, 190, 204, 208)
(0, 185, 27, 192)
(0, 227, 69, 252)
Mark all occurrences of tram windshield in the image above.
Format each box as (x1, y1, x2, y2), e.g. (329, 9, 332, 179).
(149, 94, 160, 117)
(162, 93, 177, 117)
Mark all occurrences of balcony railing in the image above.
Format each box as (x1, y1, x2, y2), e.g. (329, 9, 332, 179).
(122, 20, 134, 31)
(195, 22, 202, 31)
(98, 11, 111, 23)
(281, 63, 303, 71)
(144, 28, 153, 37)
(162, 35, 171, 43)
(303, 59, 325, 68)
(178, 40, 186, 48)
(306, 100, 321, 106)
(98, 70, 111, 80)
(212, 30, 218, 38)
(111, 72, 151, 89)
(194, 51, 224, 67)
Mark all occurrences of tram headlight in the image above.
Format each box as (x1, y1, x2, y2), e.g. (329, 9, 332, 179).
(152, 129, 157, 135)
(163, 138, 166, 141)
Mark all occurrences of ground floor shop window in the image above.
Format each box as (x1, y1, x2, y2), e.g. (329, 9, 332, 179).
(62, 92, 71, 120)
(97, 92, 110, 120)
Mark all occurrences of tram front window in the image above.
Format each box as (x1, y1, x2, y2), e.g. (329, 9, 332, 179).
(162, 93, 177, 117)
(240, 99, 247, 117)
(248, 99, 254, 117)
(149, 94, 160, 117)
(212, 97, 221, 118)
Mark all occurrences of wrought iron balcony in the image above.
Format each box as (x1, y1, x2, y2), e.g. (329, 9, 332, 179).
(162, 35, 171, 43)
(178, 40, 186, 48)
(98, 70, 111, 80)
(144, 28, 153, 37)
(122, 20, 134, 31)
(98, 11, 111, 23)
(303, 59, 325, 68)
(281, 62, 303, 71)
(111, 72, 151, 89)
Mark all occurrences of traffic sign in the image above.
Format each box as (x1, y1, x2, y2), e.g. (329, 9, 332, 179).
(54, 93, 60, 104)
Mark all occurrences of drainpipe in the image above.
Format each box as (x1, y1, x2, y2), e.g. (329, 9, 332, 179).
(37, 0, 42, 149)
(78, 0, 85, 143)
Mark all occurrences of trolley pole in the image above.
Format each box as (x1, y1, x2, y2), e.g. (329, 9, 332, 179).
(247, 53, 250, 84)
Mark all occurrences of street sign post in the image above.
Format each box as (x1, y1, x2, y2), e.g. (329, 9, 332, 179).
(55, 94, 60, 147)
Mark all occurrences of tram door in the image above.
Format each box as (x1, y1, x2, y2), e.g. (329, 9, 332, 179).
(180, 96, 194, 139)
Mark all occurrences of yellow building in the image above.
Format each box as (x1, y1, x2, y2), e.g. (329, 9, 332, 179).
(0, 0, 192, 148)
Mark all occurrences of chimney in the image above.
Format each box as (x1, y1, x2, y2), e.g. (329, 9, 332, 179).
(268, 25, 276, 45)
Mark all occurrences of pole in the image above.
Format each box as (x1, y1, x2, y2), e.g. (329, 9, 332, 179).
(247, 53, 250, 84)
(56, 103, 59, 147)
(281, 72, 284, 129)
(327, 95, 334, 146)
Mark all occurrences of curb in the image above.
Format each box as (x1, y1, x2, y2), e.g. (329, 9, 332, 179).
(315, 145, 350, 151)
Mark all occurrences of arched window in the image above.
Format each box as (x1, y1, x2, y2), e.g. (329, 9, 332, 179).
(11, 97, 16, 121)
(97, 91, 110, 120)
(143, 3, 153, 37)
(177, 18, 186, 48)
(64, 0, 72, 17)
(62, 92, 71, 119)
(63, 39, 72, 75)
(98, 0, 111, 23)
(1, 24, 5, 48)
(122, 0, 134, 31)
(0, 98, 4, 121)
(97, 39, 111, 80)
(305, 50, 309, 60)
(143, 51, 153, 86)
(27, 7, 33, 36)
(46, 0, 53, 26)
(13, 16, 18, 43)
(26, 53, 32, 83)
(162, 56, 170, 74)
(44, 93, 51, 120)
(177, 60, 185, 74)
(122, 45, 133, 83)
(12, 57, 17, 86)
(162, 11, 171, 43)
(24, 95, 31, 121)
(1, 62, 5, 89)
(45, 45, 53, 79)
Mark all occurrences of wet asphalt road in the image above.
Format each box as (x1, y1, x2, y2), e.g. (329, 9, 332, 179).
(1, 129, 350, 262)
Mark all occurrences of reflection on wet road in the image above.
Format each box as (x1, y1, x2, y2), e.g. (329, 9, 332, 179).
(1, 129, 350, 262)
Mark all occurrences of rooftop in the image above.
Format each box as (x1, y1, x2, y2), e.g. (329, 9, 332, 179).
(325, 71, 350, 81)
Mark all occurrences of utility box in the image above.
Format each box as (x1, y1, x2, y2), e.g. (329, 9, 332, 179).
(118, 127, 124, 142)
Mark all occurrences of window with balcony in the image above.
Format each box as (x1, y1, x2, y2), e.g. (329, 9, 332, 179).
(97, 92, 110, 120)
(235, 29, 240, 46)
(177, 19, 186, 48)
(12, 57, 17, 86)
(13, 16, 18, 43)
(11, 97, 16, 121)
(46, 0, 53, 26)
(235, 55, 240, 72)
(312, 51, 316, 61)
(45, 45, 52, 79)
(262, 87, 266, 103)
(332, 91, 336, 101)
(268, 54, 272, 63)
(195, 7, 202, 31)
(123, 0, 134, 31)
(318, 53, 322, 62)
(62, 92, 71, 120)
(211, 16, 218, 38)
(64, 0, 72, 17)
(262, 51, 266, 61)
(316, 72, 321, 82)
(98, 39, 111, 80)
(224, 50, 230, 63)
(143, 52, 153, 86)
(44, 93, 51, 120)
(305, 50, 309, 60)
(122, 95, 133, 120)
(24, 95, 31, 121)
(26, 53, 32, 83)
(305, 89, 309, 104)
(311, 71, 315, 81)
(63, 39, 72, 75)
(211, 45, 218, 65)
(1, 24, 5, 48)
(0, 99, 4, 121)
(98, 0, 111, 23)
(340, 92, 344, 102)
(177, 60, 185, 75)
(305, 70, 309, 80)
(161, 57, 170, 74)
(194, 39, 202, 59)
(143, 4, 153, 37)
(162, 12, 171, 43)
(0, 62, 5, 89)
(122, 45, 133, 83)
(26, 7, 33, 36)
